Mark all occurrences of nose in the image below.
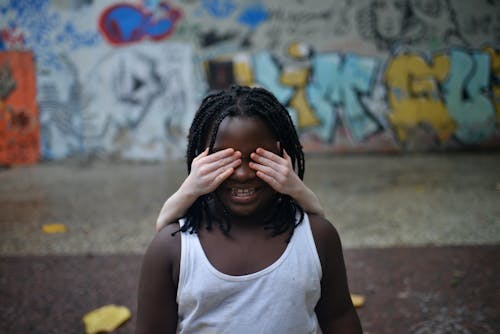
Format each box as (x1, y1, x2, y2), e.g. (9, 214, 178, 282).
(230, 160, 256, 182)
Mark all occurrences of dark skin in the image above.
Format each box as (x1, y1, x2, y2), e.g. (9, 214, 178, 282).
(136, 116, 362, 334)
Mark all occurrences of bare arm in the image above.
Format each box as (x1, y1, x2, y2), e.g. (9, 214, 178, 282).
(156, 148, 241, 231)
(136, 225, 181, 334)
(250, 147, 325, 217)
(309, 215, 363, 334)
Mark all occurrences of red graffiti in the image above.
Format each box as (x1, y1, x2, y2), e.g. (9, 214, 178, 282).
(0, 27, 25, 48)
(99, 2, 182, 45)
(8, 107, 32, 132)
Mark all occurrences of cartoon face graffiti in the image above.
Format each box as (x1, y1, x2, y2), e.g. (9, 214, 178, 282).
(82, 44, 195, 160)
(371, 0, 408, 40)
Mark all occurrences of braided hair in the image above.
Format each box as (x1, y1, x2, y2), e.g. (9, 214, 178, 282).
(178, 85, 305, 241)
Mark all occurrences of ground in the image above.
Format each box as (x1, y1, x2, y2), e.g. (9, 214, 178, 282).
(1, 153, 499, 333)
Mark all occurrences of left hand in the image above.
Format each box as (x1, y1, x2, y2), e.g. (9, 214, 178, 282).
(249, 146, 302, 196)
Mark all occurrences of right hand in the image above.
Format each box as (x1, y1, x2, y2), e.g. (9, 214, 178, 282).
(180, 148, 242, 198)
(156, 148, 241, 232)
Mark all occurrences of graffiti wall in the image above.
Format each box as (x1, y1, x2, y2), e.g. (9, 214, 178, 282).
(0, 51, 40, 165)
(0, 0, 499, 163)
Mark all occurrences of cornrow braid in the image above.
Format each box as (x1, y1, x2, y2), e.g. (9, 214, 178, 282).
(178, 85, 306, 241)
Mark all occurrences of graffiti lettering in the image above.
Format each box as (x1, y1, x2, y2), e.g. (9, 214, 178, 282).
(308, 53, 379, 142)
(443, 50, 496, 143)
(206, 45, 500, 149)
(253, 52, 295, 104)
(385, 53, 454, 143)
(483, 46, 500, 123)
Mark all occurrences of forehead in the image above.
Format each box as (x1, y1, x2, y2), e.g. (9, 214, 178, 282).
(212, 116, 277, 152)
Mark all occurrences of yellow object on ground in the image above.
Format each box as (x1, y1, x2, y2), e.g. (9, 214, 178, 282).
(83, 304, 131, 334)
(415, 184, 426, 193)
(42, 223, 67, 234)
(351, 294, 365, 308)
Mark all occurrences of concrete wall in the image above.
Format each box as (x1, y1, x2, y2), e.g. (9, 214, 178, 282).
(0, 0, 499, 164)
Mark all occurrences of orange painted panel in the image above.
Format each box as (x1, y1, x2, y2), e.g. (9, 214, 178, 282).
(0, 51, 40, 165)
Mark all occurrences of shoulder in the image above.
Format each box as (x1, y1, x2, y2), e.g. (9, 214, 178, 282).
(308, 214, 342, 249)
(307, 214, 343, 268)
(307, 214, 363, 332)
(136, 223, 181, 333)
(143, 222, 181, 272)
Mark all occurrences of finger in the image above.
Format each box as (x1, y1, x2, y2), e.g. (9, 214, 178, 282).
(202, 148, 236, 163)
(249, 161, 282, 179)
(193, 148, 209, 162)
(251, 152, 287, 173)
(204, 158, 241, 180)
(198, 153, 241, 175)
(256, 148, 293, 172)
(212, 167, 235, 186)
(254, 147, 287, 165)
(255, 171, 282, 192)
(214, 156, 242, 173)
(283, 149, 292, 164)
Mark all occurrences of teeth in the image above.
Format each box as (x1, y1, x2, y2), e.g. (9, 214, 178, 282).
(231, 188, 255, 197)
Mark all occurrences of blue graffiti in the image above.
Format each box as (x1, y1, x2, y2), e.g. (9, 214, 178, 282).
(238, 3, 269, 29)
(0, 0, 99, 70)
(202, 0, 236, 18)
(443, 49, 496, 143)
(307, 53, 379, 142)
(253, 52, 294, 104)
(143, 0, 162, 11)
(99, 3, 181, 45)
(5, 0, 45, 14)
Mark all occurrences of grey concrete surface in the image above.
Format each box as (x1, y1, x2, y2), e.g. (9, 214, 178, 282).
(1, 153, 499, 333)
(1, 153, 499, 255)
(2, 246, 498, 334)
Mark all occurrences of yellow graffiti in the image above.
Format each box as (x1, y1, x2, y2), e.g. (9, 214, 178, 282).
(385, 54, 456, 142)
(287, 42, 311, 59)
(483, 46, 500, 123)
(233, 55, 254, 86)
(280, 67, 320, 128)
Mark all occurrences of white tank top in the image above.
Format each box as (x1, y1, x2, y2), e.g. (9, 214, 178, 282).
(177, 213, 322, 334)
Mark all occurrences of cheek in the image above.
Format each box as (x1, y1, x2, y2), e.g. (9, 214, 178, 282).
(259, 184, 277, 199)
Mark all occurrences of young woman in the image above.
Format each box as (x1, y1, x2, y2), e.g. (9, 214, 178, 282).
(136, 85, 362, 333)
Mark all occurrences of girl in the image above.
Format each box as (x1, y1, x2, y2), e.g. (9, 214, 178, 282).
(136, 85, 362, 333)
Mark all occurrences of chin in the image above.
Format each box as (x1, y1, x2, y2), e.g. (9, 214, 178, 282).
(217, 200, 261, 217)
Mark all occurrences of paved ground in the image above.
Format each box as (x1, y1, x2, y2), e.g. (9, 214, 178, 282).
(1, 153, 499, 333)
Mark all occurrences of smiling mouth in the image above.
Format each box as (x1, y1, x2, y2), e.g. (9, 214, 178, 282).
(231, 187, 256, 197)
